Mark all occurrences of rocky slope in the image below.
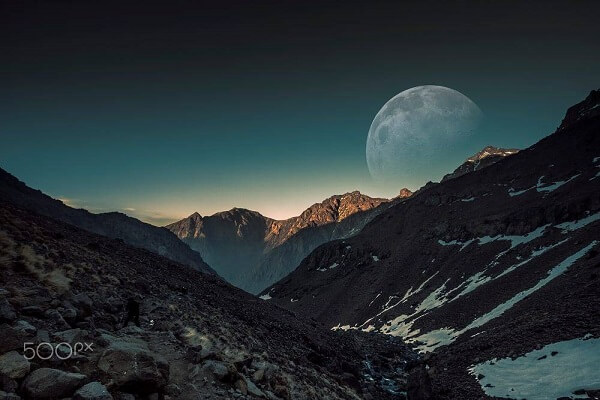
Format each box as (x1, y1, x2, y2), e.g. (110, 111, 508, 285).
(0, 170, 214, 274)
(167, 191, 393, 293)
(0, 201, 416, 400)
(260, 90, 600, 399)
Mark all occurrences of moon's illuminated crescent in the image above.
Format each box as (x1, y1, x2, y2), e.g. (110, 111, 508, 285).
(366, 85, 482, 182)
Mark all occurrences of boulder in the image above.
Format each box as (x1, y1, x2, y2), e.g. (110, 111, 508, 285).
(73, 381, 113, 400)
(245, 377, 265, 398)
(0, 391, 20, 400)
(13, 320, 36, 335)
(53, 328, 88, 344)
(44, 309, 70, 329)
(252, 368, 265, 382)
(72, 294, 93, 317)
(22, 368, 87, 399)
(0, 300, 16, 323)
(0, 325, 27, 353)
(0, 352, 30, 379)
(0, 373, 18, 393)
(194, 360, 235, 382)
(59, 306, 78, 325)
(97, 334, 168, 393)
(235, 378, 248, 395)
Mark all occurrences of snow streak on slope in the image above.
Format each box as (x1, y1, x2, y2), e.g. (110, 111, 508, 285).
(508, 174, 580, 196)
(412, 241, 598, 352)
(470, 335, 600, 399)
(438, 224, 549, 253)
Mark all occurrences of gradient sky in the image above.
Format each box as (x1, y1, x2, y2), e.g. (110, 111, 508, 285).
(1, 1, 599, 224)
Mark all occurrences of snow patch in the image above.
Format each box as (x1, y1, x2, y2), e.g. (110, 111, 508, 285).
(508, 174, 580, 196)
(556, 211, 600, 232)
(461, 197, 475, 202)
(536, 174, 580, 193)
(372, 255, 379, 262)
(317, 262, 339, 272)
(439, 225, 549, 253)
(470, 336, 600, 400)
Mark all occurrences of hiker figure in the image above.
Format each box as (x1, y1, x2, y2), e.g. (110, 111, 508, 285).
(124, 297, 140, 327)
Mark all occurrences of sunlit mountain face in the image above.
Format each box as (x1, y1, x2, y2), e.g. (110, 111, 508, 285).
(1, 1, 599, 400)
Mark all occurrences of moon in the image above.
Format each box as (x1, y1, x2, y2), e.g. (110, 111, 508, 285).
(366, 85, 482, 183)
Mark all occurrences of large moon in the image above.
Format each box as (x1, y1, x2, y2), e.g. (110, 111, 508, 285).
(366, 85, 482, 183)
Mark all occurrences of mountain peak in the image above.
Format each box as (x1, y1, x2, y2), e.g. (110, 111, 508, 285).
(397, 188, 413, 199)
(466, 146, 519, 163)
(442, 145, 519, 182)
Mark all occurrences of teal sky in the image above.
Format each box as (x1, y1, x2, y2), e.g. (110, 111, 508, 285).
(1, 1, 599, 224)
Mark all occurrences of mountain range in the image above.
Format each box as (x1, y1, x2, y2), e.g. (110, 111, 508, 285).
(259, 90, 600, 398)
(166, 191, 395, 293)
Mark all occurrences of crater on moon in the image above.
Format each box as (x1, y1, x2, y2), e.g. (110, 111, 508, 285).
(366, 85, 482, 183)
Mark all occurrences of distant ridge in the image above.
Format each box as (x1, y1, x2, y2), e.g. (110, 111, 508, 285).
(167, 191, 393, 293)
(0, 168, 215, 274)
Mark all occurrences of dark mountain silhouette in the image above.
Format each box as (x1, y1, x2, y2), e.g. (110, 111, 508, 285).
(167, 191, 392, 293)
(0, 169, 214, 274)
(260, 90, 600, 398)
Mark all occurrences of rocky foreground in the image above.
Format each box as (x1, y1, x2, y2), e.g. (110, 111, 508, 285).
(0, 202, 415, 400)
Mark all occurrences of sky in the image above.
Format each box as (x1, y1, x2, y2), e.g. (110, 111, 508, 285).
(1, 0, 599, 224)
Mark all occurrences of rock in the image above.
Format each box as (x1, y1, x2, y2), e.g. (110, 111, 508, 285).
(0, 300, 16, 323)
(197, 360, 233, 382)
(199, 347, 219, 360)
(113, 393, 134, 400)
(273, 384, 289, 399)
(34, 329, 51, 344)
(71, 294, 93, 318)
(73, 381, 113, 400)
(53, 328, 88, 344)
(0, 351, 30, 379)
(0, 325, 26, 353)
(21, 306, 44, 317)
(235, 378, 248, 395)
(0, 373, 18, 393)
(164, 383, 182, 397)
(97, 334, 169, 393)
(245, 377, 265, 397)
(59, 306, 78, 325)
(44, 309, 70, 329)
(22, 368, 87, 399)
(14, 320, 36, 335)
(0, 391, 21, 400)
(252, 368, 265, 382)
